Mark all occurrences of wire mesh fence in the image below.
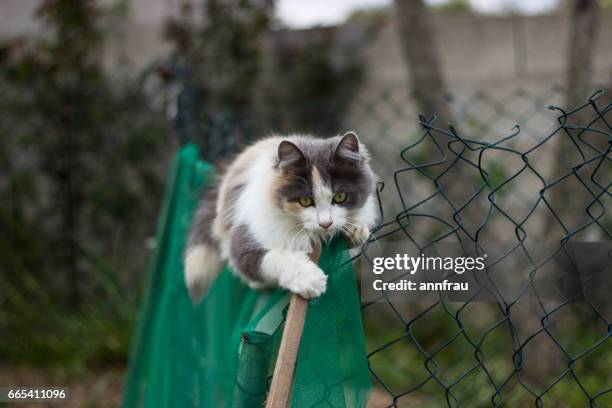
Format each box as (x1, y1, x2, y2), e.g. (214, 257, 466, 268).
(359, 90, 611, 407)
(140, 65, 611, 406)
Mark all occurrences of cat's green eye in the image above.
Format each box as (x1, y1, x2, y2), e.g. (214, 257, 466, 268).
(333, 192, 347, 204)
(298, 196, 313, 207)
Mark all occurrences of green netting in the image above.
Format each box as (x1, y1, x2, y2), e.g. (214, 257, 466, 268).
(121, 145, 371, 408)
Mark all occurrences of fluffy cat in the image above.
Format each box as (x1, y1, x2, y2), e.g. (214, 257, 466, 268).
(184, 132, 378, 302)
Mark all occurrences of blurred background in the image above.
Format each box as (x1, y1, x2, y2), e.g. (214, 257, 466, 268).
(0, 0, 610, 407)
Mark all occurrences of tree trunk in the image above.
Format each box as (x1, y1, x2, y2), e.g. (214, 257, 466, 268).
(393, 0, 452, 124)
(393, 0, 480, 241)
(530, 0, 602, 385)
(545, 0, 601, 237)
(566, 0, 600, 109)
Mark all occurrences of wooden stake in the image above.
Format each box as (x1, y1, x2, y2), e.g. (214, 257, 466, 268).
(265, 250, 321, 408)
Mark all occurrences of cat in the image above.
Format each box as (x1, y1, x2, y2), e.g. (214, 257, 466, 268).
(184, 132, 379, 303)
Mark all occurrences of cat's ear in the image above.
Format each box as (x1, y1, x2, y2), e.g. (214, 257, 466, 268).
(278, 140, 306, 168)
(333, 132, 360, 162)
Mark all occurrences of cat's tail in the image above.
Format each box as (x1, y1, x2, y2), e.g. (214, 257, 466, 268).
(184, 187, 223, 304)
(184, 243, 222, 303)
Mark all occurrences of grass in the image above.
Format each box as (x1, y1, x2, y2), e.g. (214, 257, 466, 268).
(363, 302, 611, 407)
(0, 248, 141, 373)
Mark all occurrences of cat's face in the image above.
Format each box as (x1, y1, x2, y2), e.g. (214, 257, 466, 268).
(274, 133, 375, 237)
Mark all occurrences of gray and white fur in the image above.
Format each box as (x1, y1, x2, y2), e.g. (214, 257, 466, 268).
(184, 132, 379, 303)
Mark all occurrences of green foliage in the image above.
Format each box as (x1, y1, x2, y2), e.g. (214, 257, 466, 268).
(1, 251, 138, 370)
(429, 0, 473, 13)
(0, 0, 171, 368)
(164, 0, 273, 121)
(365, 304, 610, 406)
(259, 29, 364, 135)
(346, 0, 474, 23)
(603, 0, 612, 8)
(162, 0, 364, 146)
(346, 6, 390, 24)
(479, 160, 510, 196)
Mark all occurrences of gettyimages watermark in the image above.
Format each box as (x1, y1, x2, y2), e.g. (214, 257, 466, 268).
(360, 242, 612, 303)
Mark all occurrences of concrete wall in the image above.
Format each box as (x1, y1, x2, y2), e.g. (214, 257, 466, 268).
(361, 11, 611, 92)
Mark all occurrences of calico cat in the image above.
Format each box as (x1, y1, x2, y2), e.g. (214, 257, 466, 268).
(184, 132, 378, 302)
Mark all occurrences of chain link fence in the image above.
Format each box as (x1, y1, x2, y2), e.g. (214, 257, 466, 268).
(360, 89, 611, 407)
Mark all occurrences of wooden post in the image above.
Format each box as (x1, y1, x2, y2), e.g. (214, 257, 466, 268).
(265, 250, 321, 408)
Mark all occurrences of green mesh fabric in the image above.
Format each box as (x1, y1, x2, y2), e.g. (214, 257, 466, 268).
(121, 145, 371, 408)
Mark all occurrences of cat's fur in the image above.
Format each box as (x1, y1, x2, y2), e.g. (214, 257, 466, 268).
(184, 132, 378, 302)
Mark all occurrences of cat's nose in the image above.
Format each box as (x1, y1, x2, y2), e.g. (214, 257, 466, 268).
(319, 220, 333, 230)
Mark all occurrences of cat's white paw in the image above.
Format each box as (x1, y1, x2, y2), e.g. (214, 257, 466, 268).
(262, 250, 328, 298)
(345, 223, 370, 248)
(283, 260, 328, 299)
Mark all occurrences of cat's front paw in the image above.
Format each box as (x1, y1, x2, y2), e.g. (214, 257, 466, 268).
(345, 223, 371, 248)
(263, 250, 328, 298)
(280, 256, 327, 299)
(288, 262, 327, 299)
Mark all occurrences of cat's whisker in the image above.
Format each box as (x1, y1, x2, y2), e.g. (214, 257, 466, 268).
(290, 226, 313, 252)
(369, 233, 382, 252)
(287, 227, 304, 250)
